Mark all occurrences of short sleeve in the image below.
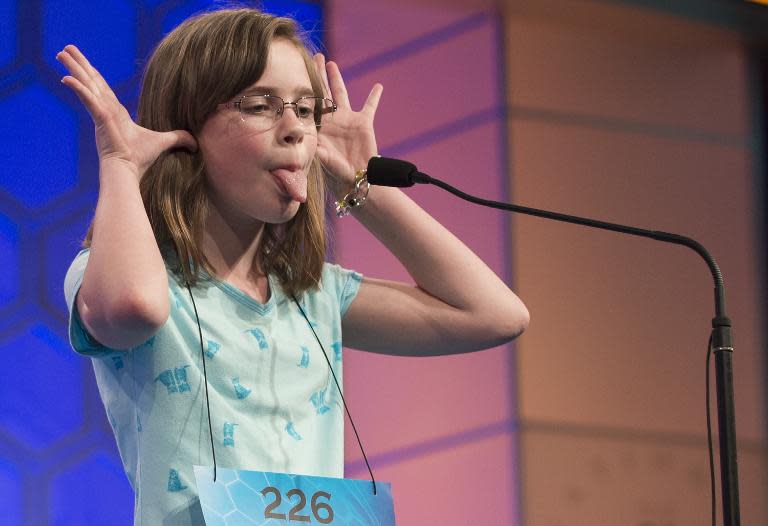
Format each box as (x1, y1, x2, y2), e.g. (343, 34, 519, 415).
(64, 249, 109, 355)
(321, 263, 362, 317)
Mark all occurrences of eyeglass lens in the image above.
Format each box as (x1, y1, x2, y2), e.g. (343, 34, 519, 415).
(238, 95, 334, 129)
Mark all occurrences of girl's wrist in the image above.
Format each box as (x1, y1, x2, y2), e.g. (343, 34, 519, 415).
(334, 167, 370, 217)
(99, 156, 143, 183)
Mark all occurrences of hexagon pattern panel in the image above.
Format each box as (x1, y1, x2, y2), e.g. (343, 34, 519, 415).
(0, 2, 323, 524)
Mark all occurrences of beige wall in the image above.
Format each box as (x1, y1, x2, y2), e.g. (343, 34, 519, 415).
(505, 0, 767, 524)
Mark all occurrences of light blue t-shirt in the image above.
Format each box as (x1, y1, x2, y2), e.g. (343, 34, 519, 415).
(64, 249, 362, 525)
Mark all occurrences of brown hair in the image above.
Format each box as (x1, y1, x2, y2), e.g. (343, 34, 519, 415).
(85, 7, 327, 297)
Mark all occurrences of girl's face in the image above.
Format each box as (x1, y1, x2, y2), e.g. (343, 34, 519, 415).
(198, 38, 318, 230)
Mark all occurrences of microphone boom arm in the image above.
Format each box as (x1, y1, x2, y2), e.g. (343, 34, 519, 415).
(412, 170, 740, 526)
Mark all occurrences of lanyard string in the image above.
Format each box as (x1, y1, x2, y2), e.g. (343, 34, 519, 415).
(184, 282, 377, 495)
(291, 295, 377, 496)
(186, 283, 218, 482)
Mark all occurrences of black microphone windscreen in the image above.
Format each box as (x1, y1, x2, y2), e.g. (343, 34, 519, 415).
(367, 156, 418, 187)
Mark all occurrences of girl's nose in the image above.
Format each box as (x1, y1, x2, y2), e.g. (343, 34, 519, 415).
(277, 107, 307, 144)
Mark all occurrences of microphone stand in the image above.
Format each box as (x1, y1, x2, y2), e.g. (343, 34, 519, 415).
(407, 171, 740, 526)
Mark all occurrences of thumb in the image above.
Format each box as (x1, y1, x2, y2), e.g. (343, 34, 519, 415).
(161, 129, 198, 153)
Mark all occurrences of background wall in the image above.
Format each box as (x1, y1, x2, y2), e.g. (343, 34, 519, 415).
(0, 0, 765, 524)
(0, 2, 326, 524)
(502, 1, 768, 524)
(328, 1, 520, 523)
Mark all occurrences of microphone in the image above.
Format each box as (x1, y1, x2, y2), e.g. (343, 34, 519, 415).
(366, 156, 431, 187)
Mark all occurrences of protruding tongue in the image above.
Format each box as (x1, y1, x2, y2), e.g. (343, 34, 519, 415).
(272, 169, 307, 203)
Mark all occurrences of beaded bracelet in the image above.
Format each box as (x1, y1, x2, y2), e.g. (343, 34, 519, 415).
(334, 168, 370, 218)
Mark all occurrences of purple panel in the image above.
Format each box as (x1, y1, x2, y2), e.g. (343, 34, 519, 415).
(0, 323, 83, 450)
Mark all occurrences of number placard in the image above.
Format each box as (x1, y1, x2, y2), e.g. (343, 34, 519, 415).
(194, 466, 395, 525)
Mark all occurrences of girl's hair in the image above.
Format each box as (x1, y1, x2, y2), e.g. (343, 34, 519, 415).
(84, 7, 327, 297)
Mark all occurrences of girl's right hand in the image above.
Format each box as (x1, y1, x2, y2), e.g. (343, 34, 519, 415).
(56, 45, 197, 179)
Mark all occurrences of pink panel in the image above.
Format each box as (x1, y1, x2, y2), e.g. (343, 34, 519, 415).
(340, 120, 513, 452)
(329, 1, 520, 524)
(335, 122, 508, 280)
(366, 433, 518, 526)
(329, 1, 477, 67)
(340, 19, 501, 155)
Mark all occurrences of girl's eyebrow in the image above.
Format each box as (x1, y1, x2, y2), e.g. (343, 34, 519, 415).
(241, 85, 316, 98)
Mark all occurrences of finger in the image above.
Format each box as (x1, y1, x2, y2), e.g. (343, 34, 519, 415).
(313, 53, 331, 99)
(57, 49, 100, 95)
(362, 83, 383, 118)
(60, 75, 103, 119)
(63, 45, 116, 101)
(325, 61, 350, 109)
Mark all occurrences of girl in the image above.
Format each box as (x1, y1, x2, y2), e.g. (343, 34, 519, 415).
(59, 7, 528, 525)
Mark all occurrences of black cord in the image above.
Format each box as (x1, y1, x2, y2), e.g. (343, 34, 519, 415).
(184, 280, 375, 494)
(292, 294, 378, 496)
(706, 333, 715, 526)
(186, 283, 218, 482)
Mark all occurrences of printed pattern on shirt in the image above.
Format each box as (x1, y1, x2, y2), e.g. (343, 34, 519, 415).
(205, 339, 221, 359)
(232, 377, 252, 400)
(331, 341, 342, 362)
(66, 249, 361, 525)
(167, 468, 187, 492)
(244, 328, 269, 350)
(310, 387, 331, 415)
(223, 422, 238, 447)
(298, 345, 310, 368)
(285, 421, 303, 440)
(155, 366, 191, 394)
(110, 354, 124, 370)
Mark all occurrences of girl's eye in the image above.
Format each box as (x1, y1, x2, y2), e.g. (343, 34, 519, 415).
(241, 103, 271, 115)
(296, 104, 314, 118)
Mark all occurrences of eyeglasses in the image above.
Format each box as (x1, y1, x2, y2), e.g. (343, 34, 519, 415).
(218, 94, 337, 131)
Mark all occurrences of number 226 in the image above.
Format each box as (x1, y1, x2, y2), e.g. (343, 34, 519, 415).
(261, 486, 334, 524)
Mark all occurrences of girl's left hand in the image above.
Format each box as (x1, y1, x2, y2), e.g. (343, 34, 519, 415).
(313, 53, 383, 196)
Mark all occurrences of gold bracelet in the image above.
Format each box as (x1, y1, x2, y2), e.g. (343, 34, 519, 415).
(334, 168, 370, 218)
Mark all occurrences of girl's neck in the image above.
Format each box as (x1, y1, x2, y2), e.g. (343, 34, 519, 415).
(202, 200, 267, 285)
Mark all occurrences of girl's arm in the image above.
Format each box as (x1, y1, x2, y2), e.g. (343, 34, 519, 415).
(315, 56, 529, 357)
(57, 45, 196, 349)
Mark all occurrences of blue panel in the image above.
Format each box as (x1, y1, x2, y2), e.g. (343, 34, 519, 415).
(49, 451, 133, 526)
(0, 0, 16, 69)
(43, 0, 137, 85)
(0, 83, 78, 208)
(163, 0, 323, 50)
(0, 213, 19, 306)
(0, 458, 21, 526)
(42, 213, 90, 317)
(162, 0, 227, 35)
(0, 323, 83, 450)
(262, 0, 323, 50)
(2, 0, 325, 523)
